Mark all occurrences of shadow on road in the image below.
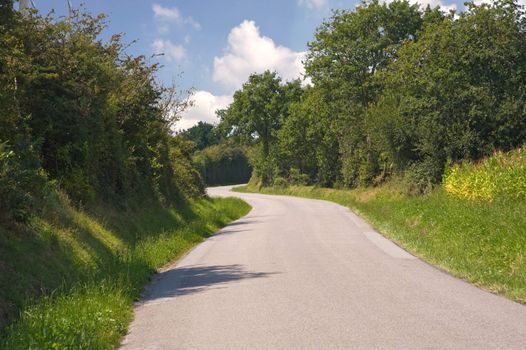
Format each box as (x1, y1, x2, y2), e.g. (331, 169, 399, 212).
(143, 264, 279, 301)
(221, 219, 258, 227)
(212, 218, 258, 237)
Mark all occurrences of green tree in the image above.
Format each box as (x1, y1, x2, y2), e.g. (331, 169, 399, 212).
(370, 0, 526, 188)
(219, 71, 301, 184)
(305, 0, 423, 186)
(180, 121, 220, 150)
(276, 86, 340, 186)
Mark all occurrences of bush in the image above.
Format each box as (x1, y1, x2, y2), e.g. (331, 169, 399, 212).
(289, 168, 310, 186)
(272, 176, 288, 188)
(444, 147, 526, 201)
(0, 142, 47, 222)
(403, 157, 444, 195)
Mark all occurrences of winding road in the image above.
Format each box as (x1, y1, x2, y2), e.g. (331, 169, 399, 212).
(121, 185, 526, 349)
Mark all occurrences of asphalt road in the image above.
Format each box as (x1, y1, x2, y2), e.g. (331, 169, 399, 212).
(121, 185, 526, 349)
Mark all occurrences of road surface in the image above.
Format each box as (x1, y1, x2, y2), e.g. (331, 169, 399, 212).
(121, 185, 526, 349)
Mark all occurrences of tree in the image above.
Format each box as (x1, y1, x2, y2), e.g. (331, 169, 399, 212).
(180, 121, 219, 150)
(369, 0, 526, 188)
(276, 86, 340, 186)
(305, 0, 423, 186)
(219, 71, 302, 184)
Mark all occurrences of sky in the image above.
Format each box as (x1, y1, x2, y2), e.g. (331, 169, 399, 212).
(31, 0, 486, 130)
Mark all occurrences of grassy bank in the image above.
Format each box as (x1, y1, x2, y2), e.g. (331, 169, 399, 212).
(235, 184, 526, 303)
(0, 192, 250, 349)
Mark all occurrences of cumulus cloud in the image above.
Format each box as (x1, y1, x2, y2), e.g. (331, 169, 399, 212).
(213, 20, 307, 90)
(177, 91, 234, 130)
(152, 4, 201, 30)
(298, 0, 328, 10)
(152, 39, 186, 62)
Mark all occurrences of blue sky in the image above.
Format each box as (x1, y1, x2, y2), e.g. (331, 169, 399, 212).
(33, 0, 465, 129)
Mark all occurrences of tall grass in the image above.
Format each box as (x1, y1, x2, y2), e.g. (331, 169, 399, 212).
(0, 192, 250, 349)
(444, 147, 526, 201)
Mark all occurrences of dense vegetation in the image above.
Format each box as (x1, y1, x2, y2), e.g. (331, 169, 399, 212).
(0, 1, 250, 348)
(0, 1, 202, 223)
(179, 122, 252, 185)
(193, 142, 252, 185)
(218, 0, 526, 191)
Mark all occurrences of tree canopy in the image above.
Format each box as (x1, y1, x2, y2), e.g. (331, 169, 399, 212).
(219, 70, 302, 184)
(218, 0, 526, 191)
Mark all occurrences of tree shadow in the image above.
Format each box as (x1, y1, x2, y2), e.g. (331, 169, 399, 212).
(222, 219, 258, 227)
(213, 228, 253, 237)
(143, 264, 279, 301)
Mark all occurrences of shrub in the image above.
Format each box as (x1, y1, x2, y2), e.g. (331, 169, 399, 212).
(272, 176, 288, 188)
(289, 168, 310, 186)
(0, 142, 47, 222)
(403, 157, 444, 195)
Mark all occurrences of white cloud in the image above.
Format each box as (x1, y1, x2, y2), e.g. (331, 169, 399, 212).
(213, 20, 307, 90)
(298, 0, 328, 10)
(383, 0, 456, 12)
(152, 4, 201, 30)
(152, 39, 186, 62)
(473, 0, 526, 7)
(177, 91, 234, 130)
(416, 0, 457, 12)
(152, 4, 181, 21)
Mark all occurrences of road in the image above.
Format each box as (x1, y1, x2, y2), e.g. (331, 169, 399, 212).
(121, 185, 526, 349)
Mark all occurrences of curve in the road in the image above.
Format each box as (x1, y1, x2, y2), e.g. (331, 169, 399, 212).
(121, 185, 526, 350)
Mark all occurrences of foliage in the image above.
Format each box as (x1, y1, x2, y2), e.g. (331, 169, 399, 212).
(180, 121, 220, 151)
(0, 3, 233, 347)
(235, 0, 526, 190)
(276, 86, 338, 186)
(0, 4, 202, 214)
(444, 147, 526, 201)
(304, 0, 424, 187)
(219, 71, 302, 185)
(369, 1, 526, 186)
(0, 141, 47, 222)
(169, 136, 205, 199)
(193, 142, 252, 186)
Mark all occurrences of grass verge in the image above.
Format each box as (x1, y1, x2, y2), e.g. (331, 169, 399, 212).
(235, 184, 526, 303)
(0, 193, 250, 349)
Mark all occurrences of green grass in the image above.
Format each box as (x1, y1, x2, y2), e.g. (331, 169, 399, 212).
(235, 184, 526, 304)
(0, 192, 250, 349)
